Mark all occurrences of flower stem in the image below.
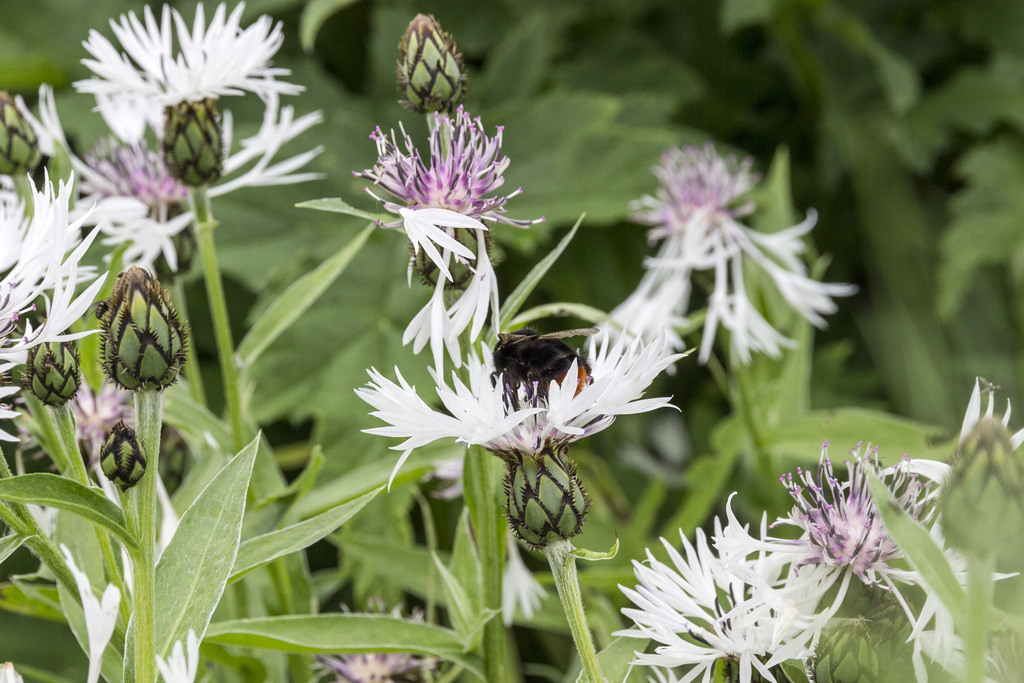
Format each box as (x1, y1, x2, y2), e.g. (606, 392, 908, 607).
(171, 278, 207, 406)
(964, 556, 994, 683)
(123, 389, 163, 683)
(544, 540, 604, 683)
(463, 447, 507, 683)
(188, 186, 245, 452)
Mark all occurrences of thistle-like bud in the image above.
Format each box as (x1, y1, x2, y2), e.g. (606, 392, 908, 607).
(810, 594, 914, 683)
(940, 416, 1024, 569)
(97, 266, 188, 391)
(0, 92, 41, 176)
(23, 341, 81, 406)
(503, 446, 588, 550)
(397, 14, 466, 114)
(100, 420, 146, 490)
(161, 98, 223, 187)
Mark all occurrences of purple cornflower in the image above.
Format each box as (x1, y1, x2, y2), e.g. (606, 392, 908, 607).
(632, 143, 758, 245)
(81, 138, 188, 217)
(772, 443, 931, 612)
(356, 106, 539, 228)
(354, 107, 541, 372)
(625, 142, 854, 364)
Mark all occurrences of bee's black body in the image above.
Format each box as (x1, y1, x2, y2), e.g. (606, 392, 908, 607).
(491, 327, 596, 408)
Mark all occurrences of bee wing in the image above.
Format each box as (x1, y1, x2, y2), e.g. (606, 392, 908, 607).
(536, 327, 599, 340)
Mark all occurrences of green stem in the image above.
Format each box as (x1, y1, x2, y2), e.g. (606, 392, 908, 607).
(123, 389, 163, 683)
(188, 186, 245, 452)
(50, 404, 132, 623)
(543, 540, 604, 683)
(12, 174, 35, 218)
(414, 488, 439, 625)
(463, 447, 507, 683)
(171, 278, 207, 406)
(964, 556, 994, 683)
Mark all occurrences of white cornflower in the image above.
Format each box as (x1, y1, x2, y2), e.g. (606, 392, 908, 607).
(357, 334, 681, 487)
(61, 545, 121, 683)
(156, 630, 200, 683)
(503, 534, 545, 625)
(77, 2, 301, 120)
(631, 143, 855, 364)
(1, 175, 106, 439)
(618, 514, 823, 683)
(23, 85, 322, 272)
(0, 663, 24, 683)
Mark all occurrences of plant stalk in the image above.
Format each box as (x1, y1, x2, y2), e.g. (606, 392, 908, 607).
(463, 447, 507, 683)
(123, 389, 164, 683)
(544, 539, 604, 683)
(188, 186, 245, 452)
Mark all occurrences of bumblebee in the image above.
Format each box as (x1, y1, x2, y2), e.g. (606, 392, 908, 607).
(492, 327, 597, 407)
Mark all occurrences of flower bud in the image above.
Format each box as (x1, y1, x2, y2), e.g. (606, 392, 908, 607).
(23, 341, 81, 406)
(397, 14, 466, 114)
(504, 446, 588, 549)
(810, 594, 913, 683)
(100, 420, 146, 490)
(940, 416, 1024, 568)
(97, 266, 188, 391)
(0, 92, 41, 176)
(161, 98, 223, 187)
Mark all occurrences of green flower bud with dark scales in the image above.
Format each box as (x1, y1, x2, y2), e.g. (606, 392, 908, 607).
(100, 420, 146, 491)
(161, 98, 224, 187)
(23, 341, 81, 406)
(397, 14, 466, 114)
(940, 416, 1024, 569)
(97, 266, 188, 391)
(504, 446, 589, 550)
(0, 92, 41, 176)
(809, 592, 914, 683)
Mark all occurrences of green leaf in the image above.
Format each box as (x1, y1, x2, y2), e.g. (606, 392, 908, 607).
(575, 635, 646, 683)
(295, 197, 390, 223)
(570, 537, 619, 562)
(497, 215, 584, 332)
(238, 223, 374, 367)
(866, 472, 966, 621)
(205, 614, 484, 679)
(506, 302, 610, 330)
(780, 659, 811, 683)
(155, 435, 261, 658)
(432, 551, 476, 644)
(299, 0, 362, 52)
(0, 534, 29, 567)
(230, 486, 380, 580)
(0, 475, 136, 553)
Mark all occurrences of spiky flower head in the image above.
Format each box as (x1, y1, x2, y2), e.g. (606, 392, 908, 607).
(397, 14, 466, 114)
(97, 266, 187, 391)
(775, 445, 930, 591)
(809, 587, 915, 683)
(941, 416, 1024, 568)
(161, 98, 224, 187)
(0, 92, 41, 176)
(504, 445, 589, 550)
(23, 341, 81, 406)
(100, 419, 145, 490)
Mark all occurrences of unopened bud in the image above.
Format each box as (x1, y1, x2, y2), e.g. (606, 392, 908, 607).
(23, 341, 81, 406)
(97, 266, 188, 391)
(100, 420, 146, 490)
(940, 417, 1024, 568)
(0, 92, 41, 176)
(161, 98, 223, 187)
(504, 446, 588, 549)
(397, 14, 466, 114)
(810, 593, 913, 683)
